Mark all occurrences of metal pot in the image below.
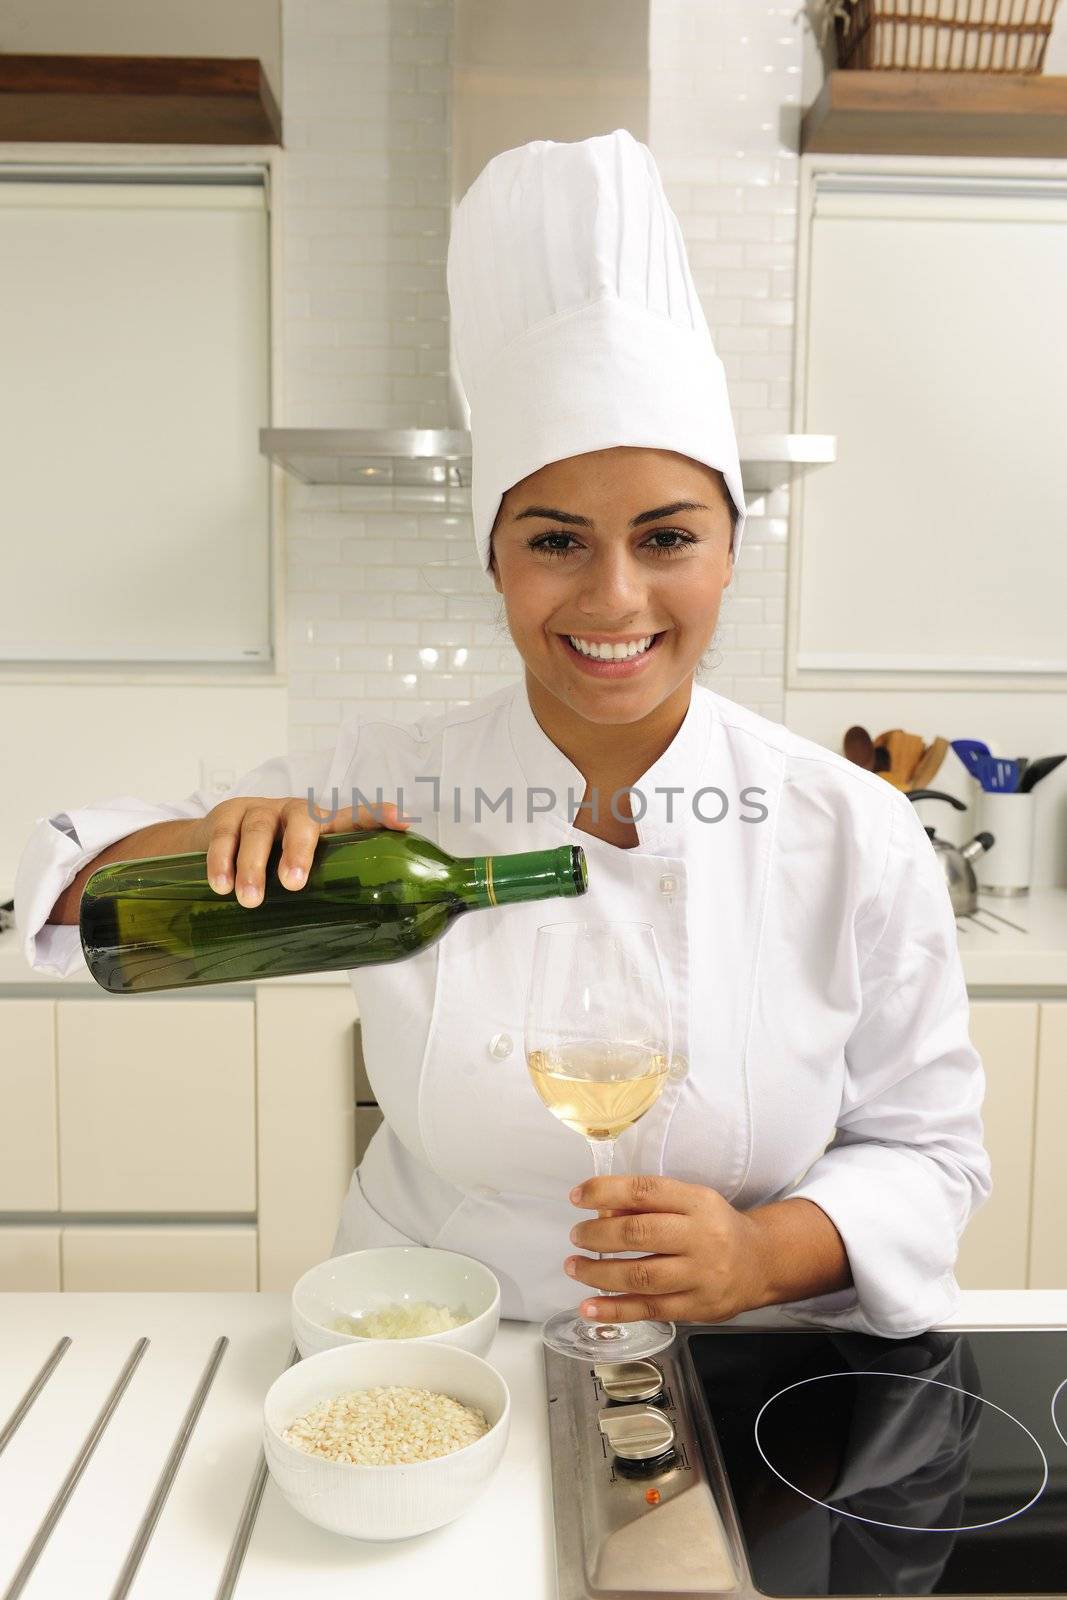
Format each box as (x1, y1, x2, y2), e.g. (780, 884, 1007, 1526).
(906, 789, 995, 916)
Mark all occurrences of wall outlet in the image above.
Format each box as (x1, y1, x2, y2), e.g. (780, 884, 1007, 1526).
(200, 760, 237, 798)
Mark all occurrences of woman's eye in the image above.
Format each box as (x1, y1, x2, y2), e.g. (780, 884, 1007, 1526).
(646, 530, 697, 553)
(527, 529, 697, 558)
(527, 533, 576, 557)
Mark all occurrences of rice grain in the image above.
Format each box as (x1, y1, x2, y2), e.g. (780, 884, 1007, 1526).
(282, 1384, 490, 1465)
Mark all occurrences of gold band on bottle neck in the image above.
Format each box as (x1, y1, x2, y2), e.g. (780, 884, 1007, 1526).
(485, 856, 497, 907)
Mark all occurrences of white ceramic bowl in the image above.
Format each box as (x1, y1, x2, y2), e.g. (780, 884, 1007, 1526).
(263, 1339, 511, 1540)
(291, 1247, 500, 1359)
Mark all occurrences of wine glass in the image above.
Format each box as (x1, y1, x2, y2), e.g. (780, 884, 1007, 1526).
(524, 920, 676, 1360)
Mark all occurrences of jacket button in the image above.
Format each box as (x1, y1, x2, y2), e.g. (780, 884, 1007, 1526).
(488, 1032, 514, 1059)
(659, 874, 677, 894)
(669, 1053, 689, 1081)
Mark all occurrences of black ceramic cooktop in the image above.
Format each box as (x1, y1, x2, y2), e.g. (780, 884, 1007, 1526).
(684, 1328, 1067, 1597)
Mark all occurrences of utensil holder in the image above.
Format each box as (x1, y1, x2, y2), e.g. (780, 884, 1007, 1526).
(975, 791, 1034, 896)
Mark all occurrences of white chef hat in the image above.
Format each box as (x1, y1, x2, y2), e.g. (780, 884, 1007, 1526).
(446, 127, 747, 578)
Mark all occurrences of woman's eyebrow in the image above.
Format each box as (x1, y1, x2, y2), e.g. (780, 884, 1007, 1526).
(513, 500, 709, 528)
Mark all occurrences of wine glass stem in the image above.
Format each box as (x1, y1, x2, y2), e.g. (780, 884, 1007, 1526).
(588, 1136, 615, 1183)
(581, 1137, 626, 1344)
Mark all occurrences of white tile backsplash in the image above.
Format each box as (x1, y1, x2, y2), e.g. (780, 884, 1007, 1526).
(281, 0, 800, 738)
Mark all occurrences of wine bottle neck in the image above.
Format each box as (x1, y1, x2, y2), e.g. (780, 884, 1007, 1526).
(458, 845, 588, 909)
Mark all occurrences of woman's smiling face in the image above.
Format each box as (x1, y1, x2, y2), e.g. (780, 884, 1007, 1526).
(488, 446, 735, 727)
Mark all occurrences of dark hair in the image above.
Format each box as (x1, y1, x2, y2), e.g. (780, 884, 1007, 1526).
(724, 484, 741, 537)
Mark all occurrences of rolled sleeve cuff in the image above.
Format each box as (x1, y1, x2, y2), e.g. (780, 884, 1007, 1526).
(14, 802, 184, 977)
(773, 1147, 964, 1339)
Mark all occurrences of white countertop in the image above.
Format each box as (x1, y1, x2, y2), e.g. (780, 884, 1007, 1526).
(2, 1290, 1067, 1600)
(0, 1294, 551, 1600)
(954, 886, 1067, 987)
(2, 888, 1066, 991)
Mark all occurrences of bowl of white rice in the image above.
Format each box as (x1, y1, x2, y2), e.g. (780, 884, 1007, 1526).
(263, 1339, 510, 1539)
(291, 1247, 500, 1359)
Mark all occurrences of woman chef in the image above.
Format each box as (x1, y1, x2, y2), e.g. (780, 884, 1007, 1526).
(16, 130, 990, 1340)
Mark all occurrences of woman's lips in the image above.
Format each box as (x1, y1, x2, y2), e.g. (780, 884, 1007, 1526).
(555, 631, 666, 678)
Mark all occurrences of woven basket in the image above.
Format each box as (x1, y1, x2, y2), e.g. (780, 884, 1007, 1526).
(835, 0, 1061, 71)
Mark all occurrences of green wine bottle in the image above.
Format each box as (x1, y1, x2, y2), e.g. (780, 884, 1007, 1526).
(79, 829, 589, 995)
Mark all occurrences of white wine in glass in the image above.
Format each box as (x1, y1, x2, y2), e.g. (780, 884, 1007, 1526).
(525, 921, 675, 1361)
(527, 1043, 669, 1141)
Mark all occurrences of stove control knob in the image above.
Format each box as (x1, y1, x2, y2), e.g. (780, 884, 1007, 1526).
(598, 1402, 676, 1464)
(594, 1360, 665, 1404)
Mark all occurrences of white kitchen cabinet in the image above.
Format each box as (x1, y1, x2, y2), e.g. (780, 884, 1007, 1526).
(255, 986, 359, 1293)
(1028, 1002, 1067, 1289)
(0, 1227, 60, 1290)
(955, 1000, 1039, 1290)
(0, 173, 272, 667)
(0, 1000, 58, 1210)
(61, 1226, 257, 1291)
(793, 164, 1067, 687)
(56, 998, 255, 1212)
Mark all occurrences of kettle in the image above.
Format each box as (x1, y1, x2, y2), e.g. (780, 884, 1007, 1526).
(907, 789, 995, 916)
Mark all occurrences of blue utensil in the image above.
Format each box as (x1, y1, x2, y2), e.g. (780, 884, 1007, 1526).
(985, 758, 1020, 792)
(951, 740, 992, 784)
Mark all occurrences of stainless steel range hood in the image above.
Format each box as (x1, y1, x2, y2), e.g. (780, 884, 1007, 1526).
(258, 427, 837, 495)
(260, 0, 835, 498)
(258, 429, 471, 488)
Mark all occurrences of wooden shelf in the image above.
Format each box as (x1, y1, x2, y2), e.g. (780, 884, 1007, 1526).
(0, 53, 282, 145)
(801, 70, 1067, 157)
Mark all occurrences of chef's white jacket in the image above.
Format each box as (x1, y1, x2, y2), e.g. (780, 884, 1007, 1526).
(15, 678, 991, 1338)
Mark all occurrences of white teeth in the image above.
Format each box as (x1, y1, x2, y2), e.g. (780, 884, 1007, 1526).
(567, 633, 656, 661)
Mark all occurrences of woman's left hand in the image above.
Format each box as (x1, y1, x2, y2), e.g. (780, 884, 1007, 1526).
(566, 1173, 768, 1324)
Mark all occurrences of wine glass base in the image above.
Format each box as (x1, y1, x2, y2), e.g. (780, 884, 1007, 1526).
(540, 1306, 676, 1361)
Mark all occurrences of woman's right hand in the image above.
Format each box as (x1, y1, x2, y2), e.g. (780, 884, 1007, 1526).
(195, 796, 411, 908)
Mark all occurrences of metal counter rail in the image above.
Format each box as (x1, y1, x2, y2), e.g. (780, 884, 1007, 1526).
(0, 1338, 71, 1460)
(108, 1336, 230, 1600)
(0, 1332, 298, 1600)
(2, 1338, 149, 1600)
(214, 1341, 301, 1600)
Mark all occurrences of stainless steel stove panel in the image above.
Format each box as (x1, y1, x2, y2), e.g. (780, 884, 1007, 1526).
(544, 1337, 747, 1600)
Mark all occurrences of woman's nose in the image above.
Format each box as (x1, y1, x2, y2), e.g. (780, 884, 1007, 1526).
(575, 549, 648, 614)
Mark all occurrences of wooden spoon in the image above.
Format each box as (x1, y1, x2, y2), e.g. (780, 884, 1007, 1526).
(905, 736, 950, 793)
(873, 729, 900, 786)
(876, 730, 925, 790)
(843, 726, 876, 769)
